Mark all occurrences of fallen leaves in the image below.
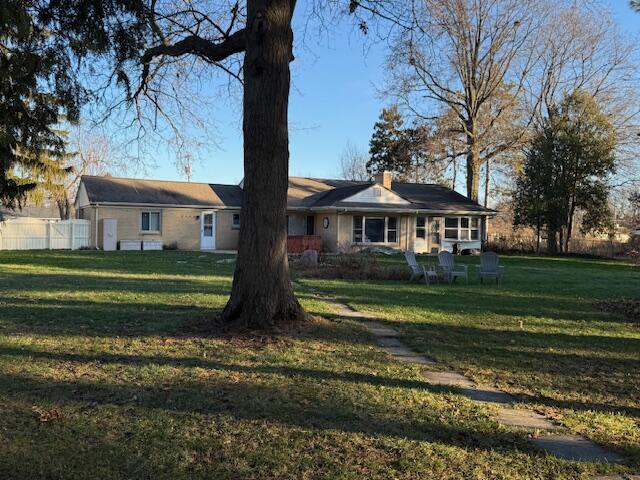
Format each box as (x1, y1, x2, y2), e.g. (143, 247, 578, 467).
(596, 298, 640, 323)
(32, 406, 62, 423)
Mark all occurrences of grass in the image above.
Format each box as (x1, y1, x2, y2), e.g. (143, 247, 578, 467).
(0, 250, 638, 479)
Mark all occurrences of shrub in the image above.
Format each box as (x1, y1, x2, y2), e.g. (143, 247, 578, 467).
(295, 252, 409, 280)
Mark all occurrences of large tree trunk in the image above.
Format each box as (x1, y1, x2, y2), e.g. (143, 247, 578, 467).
(220, 0, 306, 329)
(466, 136, 481, 202)
(484, 158, 490, 207)
(547, 227, 558, 255)
(57, 195, 70, 220)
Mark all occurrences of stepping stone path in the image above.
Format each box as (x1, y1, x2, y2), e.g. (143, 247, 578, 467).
(329, 300, 629, 471)
(459, 387, 515, 404)
(532, 436, 623, 463)
(496, 407, 559, 431)
(422, 371, 475, 388)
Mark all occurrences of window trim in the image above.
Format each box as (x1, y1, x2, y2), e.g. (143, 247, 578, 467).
(352, 215, 399, 245)
(140, 210, 161, 234)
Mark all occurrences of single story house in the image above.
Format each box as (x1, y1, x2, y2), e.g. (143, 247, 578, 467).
(75, 171, 496, 253)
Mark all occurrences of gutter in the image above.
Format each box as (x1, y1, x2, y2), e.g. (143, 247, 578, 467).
(87, 202, 241, 210)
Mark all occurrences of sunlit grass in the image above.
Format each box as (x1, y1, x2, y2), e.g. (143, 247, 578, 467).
(0, 250, 637, 479)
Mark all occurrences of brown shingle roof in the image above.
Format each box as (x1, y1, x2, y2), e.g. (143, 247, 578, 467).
(81, 176, 242, 207)
(80, 175, 495, 214)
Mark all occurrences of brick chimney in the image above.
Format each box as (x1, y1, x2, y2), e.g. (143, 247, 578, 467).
(374, 170, 392, 189)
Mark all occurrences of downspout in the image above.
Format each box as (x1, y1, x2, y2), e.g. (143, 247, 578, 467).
(337, 209, 348, 251)
(95, 204, 99, 249)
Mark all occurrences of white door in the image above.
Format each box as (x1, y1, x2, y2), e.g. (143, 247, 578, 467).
(200, 211, 216, 250)
(414, 216, 429, 253)
(103, 219, 118, 251)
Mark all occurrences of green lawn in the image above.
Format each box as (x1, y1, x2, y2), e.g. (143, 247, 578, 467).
(0, 251, 638, 479)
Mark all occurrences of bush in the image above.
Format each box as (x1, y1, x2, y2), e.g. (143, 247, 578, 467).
(163, 241, 178, 250)
(295, 252, 409, 280)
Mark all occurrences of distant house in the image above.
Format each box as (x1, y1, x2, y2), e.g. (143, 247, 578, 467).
(75, 171, 496, 253)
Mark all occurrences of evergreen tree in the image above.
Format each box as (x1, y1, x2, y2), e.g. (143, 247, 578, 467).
(513, 91, 616, 253)
(513, 124, 554, 253)
(23, 128, 75, 218)
(0, 1, 81, 211)
(367, 106, 411, 179)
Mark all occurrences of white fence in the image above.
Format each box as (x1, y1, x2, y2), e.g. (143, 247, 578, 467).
(0, 218, 91, 251)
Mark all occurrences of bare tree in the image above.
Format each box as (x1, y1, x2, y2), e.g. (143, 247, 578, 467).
(338, 142, 369, 181)
(56, 126, 126, 219)
(526, 3, 640, 197)
(377, 0, 545, 201)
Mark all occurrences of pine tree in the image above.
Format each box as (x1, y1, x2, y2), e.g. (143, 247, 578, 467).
(367, 106, 411, 179)
(0, 1, 81, 211)
(513, 91, 616, 253)
(22, 128, 75, 218)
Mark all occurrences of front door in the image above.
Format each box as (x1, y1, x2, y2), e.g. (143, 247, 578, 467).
(429, 217, 441, 253)
(200, 211, 216, 250)
(414, 216, 429, 253)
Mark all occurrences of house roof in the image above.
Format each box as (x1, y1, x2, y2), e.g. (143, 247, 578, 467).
(78, 175, 495, 214)
(80, 176, 242, 207)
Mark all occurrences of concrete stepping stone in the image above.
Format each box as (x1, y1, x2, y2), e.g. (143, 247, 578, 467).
(368, 327, 400, 337)
(460, 387, 515, 404)
(532, 435, 623, 463)
(332, 303, 371, 319)
(496, 407, 560, 430)
(361, 320, 385, 329)
(382, 345, 420, 357)
(422, 371, 475, 388)
(376, 337, 405, 348)
(394, 354, 437, 365)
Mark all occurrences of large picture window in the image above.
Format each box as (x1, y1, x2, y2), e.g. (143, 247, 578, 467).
(353, 216, 399, 244)
(141, 211, 161, 232)
(444, 217, 480, 241)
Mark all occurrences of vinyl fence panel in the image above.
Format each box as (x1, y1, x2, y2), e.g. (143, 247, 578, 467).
(0, 218, 90, 250)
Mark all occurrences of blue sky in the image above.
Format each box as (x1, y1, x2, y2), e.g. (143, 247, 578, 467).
(140, 1, 638, 185)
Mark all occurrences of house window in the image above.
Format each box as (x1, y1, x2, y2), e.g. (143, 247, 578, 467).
(364, 218, 385, 242)
(444, 216, 480, 241)
(353, 216, 399, 244)
(306, 216, 315, 235)
(387, 217, 398, 243)
(416, 216, 426, 239)
(232, 213, 240, 229)
(353, 216, 363, 242)
(141, 211, 161, 232)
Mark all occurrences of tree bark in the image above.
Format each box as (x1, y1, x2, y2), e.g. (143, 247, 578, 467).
(484, 158, 490, 207)
(220, 0, 306, 329)
(466, 139, 481, 202)
(57, 195, 70, 220)
(547, 227, 558, 254)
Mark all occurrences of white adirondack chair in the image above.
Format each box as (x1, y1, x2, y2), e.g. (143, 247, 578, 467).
(438, 251, 468, 285)
(478, 251, 503, 284)
(404, 250, 437, 284)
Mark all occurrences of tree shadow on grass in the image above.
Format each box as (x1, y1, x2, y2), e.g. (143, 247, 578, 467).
(2, 344, 638, 419)
(0, 272, 231, 296)
(0, 370, 535, 457)
(0, 250, 237, 277)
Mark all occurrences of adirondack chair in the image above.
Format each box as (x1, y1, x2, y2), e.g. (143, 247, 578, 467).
(438, 251, 468, 285)
(478, 251, 503, 284)
(404, 251, 438, 284)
